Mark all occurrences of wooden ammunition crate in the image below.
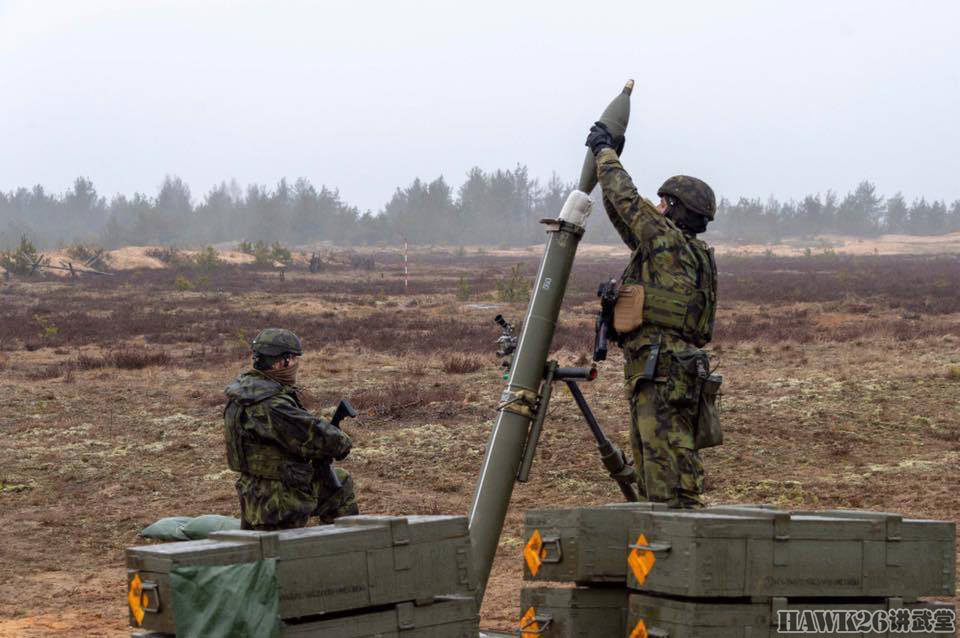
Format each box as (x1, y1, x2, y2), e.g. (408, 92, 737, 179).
(518, 586, 629, 637)
(523, 505, 955, 600)
(628, 592, 956, 638)
(126, 515, 476, 634)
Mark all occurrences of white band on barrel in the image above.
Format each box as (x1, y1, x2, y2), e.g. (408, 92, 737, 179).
(558, 190, 592, 227)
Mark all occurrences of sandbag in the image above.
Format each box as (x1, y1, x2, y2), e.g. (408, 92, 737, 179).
(140, 516, 193, 541)
(182, 515, 242, 540)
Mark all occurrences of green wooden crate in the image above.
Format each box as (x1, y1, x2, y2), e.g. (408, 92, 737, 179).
(523, 505, 955, 600)
(518, 586, 629, 637)
(132, 596, 478, 638)
(628, 593, 956, 638)
(523, 503, 667, 583)
(626, 508, 955, 599)
(126, 515, 476, 634)
(282, 596, 478, 637)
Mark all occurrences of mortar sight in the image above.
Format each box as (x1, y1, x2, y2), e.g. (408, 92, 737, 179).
(494, 314, 514, 333)
(494, 314, 518, 361)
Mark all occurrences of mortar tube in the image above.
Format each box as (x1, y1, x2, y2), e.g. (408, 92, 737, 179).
(468, 189, 591, 602)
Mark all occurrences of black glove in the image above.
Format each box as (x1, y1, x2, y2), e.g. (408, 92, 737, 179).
(586, 121, 614, 155)
(585, 121, 625, 156)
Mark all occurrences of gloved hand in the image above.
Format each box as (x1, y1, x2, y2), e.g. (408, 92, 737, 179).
(586, 121, 614, 155)
(585, 121, 625, 156)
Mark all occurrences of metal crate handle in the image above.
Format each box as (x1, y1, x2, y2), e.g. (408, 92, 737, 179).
(140, 580, 161, 613)
(539, 535, 563, 563)
(628, 541, 672, 554)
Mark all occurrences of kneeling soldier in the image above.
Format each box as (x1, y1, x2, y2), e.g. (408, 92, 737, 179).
(224, 328, 358, 530)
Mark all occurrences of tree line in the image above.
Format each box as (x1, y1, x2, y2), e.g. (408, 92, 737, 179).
(2, 172, 959, 250)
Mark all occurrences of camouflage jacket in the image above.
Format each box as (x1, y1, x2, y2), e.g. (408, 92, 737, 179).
(223, 371, 351, 483)
(595, 149, 717, 383)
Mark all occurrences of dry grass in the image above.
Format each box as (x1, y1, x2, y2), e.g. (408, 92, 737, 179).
(441, 354, 485, 374)
(0, 251, 958, 635)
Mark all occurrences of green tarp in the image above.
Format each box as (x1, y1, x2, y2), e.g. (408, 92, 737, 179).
(171, 559, 280, 638)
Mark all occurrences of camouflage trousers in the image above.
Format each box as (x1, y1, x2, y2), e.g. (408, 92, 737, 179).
(237, 467, 359, 531)
(627, 377, 705, 509)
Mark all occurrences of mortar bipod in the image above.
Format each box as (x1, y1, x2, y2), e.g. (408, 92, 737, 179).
(516, 361, 639, 502)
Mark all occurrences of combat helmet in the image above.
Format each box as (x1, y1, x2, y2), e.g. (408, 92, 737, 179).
(657, 175, 716, 220)
(251, 328, 303, 357)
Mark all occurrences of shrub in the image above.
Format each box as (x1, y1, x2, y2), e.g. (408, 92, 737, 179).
(112, 348, 171, 369)
(75, 348, 171, 370)
(34, 314, 59, 340)
(146, 245, 184, 265)
(174, 275, 194, 291)
(65, 243, 111, 269)
(270, 241, 292, 265)
(193, 246, 222, 270)
(441, 354, 484, 374)
(455, 277, 471, 301)
(496, 263, 530, 302)
(0, 235, 44, 275)
(239, 240, 291, 266)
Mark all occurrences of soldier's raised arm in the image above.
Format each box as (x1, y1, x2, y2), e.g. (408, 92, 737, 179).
(585, 123, 672, 249)
(601, 193, 640, 250)
(595, 147, 672, 247)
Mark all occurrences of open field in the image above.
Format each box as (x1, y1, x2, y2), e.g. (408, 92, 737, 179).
(1, 249, 959, 636)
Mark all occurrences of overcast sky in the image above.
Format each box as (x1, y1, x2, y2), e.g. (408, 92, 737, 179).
(2, 0, 958, 212)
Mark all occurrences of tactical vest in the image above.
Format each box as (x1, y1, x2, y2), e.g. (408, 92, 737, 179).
(625, 235, 717, 347)
(224, 401, 313, 485)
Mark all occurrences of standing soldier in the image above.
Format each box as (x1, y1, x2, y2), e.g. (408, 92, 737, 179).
(224, 328, 359, 530)
(586, 122, 719, 509)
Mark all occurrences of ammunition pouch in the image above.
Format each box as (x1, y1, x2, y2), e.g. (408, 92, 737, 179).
(613, 284, 645, 334)
(626, 349, 723, 450)
(612, 283, 710, 347)
(669, 351, 723, 449)
(696, 373, 723, 449)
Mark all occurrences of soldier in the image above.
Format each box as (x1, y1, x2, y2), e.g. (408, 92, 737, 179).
(586, 122, 719, 509)
(224, 328, 359, 530)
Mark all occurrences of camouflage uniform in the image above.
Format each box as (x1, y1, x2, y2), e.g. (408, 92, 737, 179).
(224, 370, 358, 530)
(595, 148, 717, 508)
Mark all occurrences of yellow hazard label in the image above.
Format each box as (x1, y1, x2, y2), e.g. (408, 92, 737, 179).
(523, 529, 544, 577)
(128, 573, 145, 625)
(628, 533, 656, 586)
(519, 607, 540, 638)
(629, 618, 649, 638)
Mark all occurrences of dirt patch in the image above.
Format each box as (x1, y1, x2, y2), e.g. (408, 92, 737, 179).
(714, 231, 960, 257)
(1, 252, 957, 635)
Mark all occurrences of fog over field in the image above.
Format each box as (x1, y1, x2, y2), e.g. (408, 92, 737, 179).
(1, 0, 959, 245)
